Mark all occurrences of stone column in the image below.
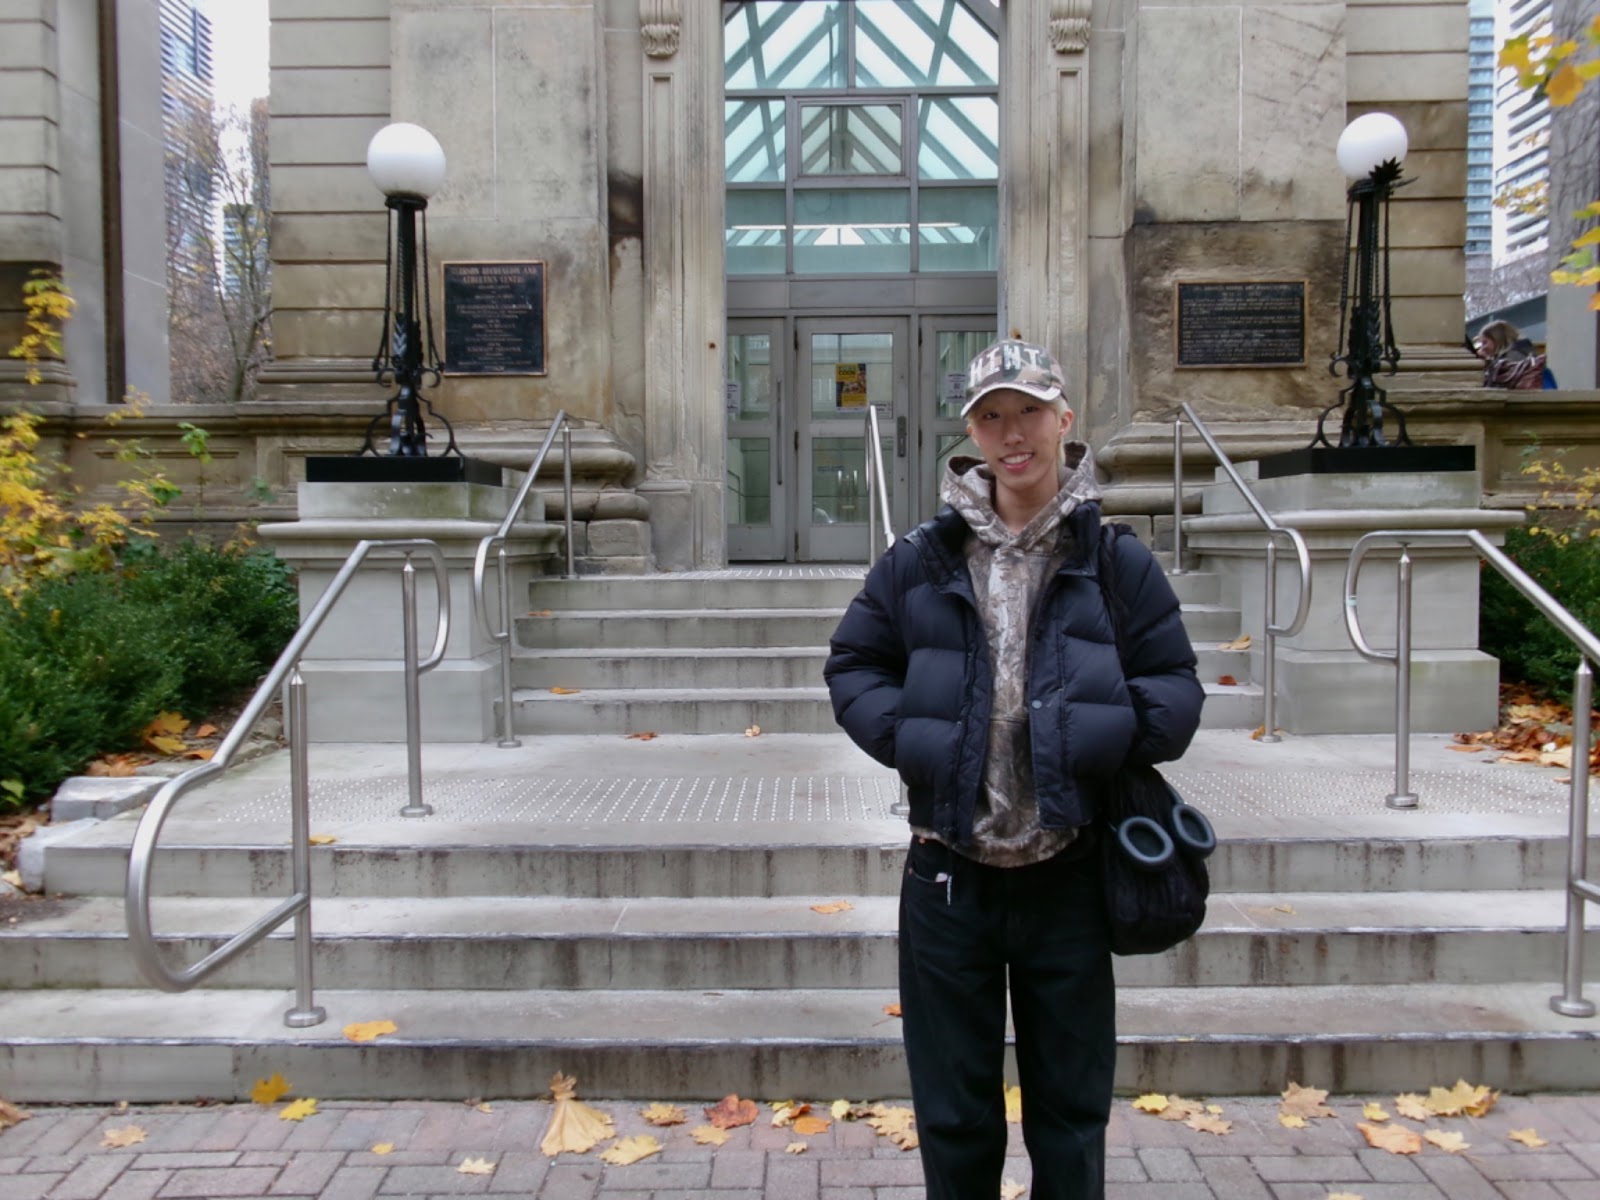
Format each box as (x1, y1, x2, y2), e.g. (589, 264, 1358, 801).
(636, 0, 726, 569)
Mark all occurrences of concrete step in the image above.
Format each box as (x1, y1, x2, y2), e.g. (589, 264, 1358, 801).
(514, 646, 830, 690)
(1199, 681, 1264, 729)
(1193, 645, 1252, 684)
(4, 981, 1598, 1103)
(514, 609, 844, 650)
(1175, 604, 1243, 644)
(8, 892, 1598, 992)
(527, 573, 865, 611)
(509, 686, 838, 735)
(38, 818, 1591, 901)
(1163, 570, 1220, 606)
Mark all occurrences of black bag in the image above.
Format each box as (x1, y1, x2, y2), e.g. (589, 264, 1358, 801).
(1095, 523, 1213, 956)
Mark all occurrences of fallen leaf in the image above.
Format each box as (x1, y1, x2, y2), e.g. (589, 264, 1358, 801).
(144, 734, 187, 756)
(1186, 1113, 1232, 1135)
(1327, 1194, 1365, 1200)
(278, 1098, 318, 1122)
(194, 723, 218, 738)
(86, 753, 142, 777)
(180, 748, 216, 761)
(343, 1019, 397, 1043)
(541, 1073, 615, 1155)
(1250, 725, 1266, 740)
(1424, 1079, 1498, 1118)
(1220, 634, 1252, 650)
(1206, 1105, 1224, 1115)
(1005, 1084, 1022, 1124)
(771, 1103, 808, 1127)
(1132, 1093, 1170, 1115)
(810, 900, 853, 914)
(1362, 1102, 1390, 1122)
(144, 711, 189, 738)
(1509, 1127, 1548, 1148)
(1394, 1093, 1432, 1122)
(308, 834, 336, 846)
(1156, 1096, 1206, 1122)
(601, 1135, 663, 1166)
(100, 1125, 146, 1148)
(883, 1002, 902, 1018)
(1, 870, 22, 889)
(1218, 675, 1238, 687)
(863, 1103, 919, 1150)
(0, 1098, 31, 1129)
(371, 1143, 394, 1155)
(690, 1124, 731, 1146)
(473, 1102, 493, 1114)
(793, 1115, 831, 1136)
(745, 724, 762, 737)
(1424, 1129, 1470, 1153)
(1002, 1180, 1028, 1200)
(532, 609, 553, 617)
(457, 1156, 496, 1175)
(250, 1073, 290, 1105)
(625, 731, 659, 741)
(1359, 1122, 1423, 1155)
(1278, 1113, 1309, 1129)
(705, 1094, 760, 1130)
(1446, 743, 1485, 752)
(641, 1103, 686, 1126)
(785, 1141, 808, 1154)
(831, 1099, 852, 1120)
(1280, 1082, 1337, 1120)
(550, 686, 581, 696)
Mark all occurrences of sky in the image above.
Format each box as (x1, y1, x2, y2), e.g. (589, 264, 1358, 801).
(199, 0, 269, 120)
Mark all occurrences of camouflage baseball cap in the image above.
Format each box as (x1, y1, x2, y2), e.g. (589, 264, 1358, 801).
(961, 338, 1067, 417)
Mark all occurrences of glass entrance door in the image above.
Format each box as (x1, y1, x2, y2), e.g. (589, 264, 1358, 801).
(917, 318, 996, 522)
(725, 319, 786, 561)
(796, 317, 906, 561)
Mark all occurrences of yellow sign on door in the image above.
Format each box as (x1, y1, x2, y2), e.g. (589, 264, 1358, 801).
(835, 362, 869, 409)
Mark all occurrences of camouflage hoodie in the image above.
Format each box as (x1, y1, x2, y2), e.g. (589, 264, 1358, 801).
(932, 441, 1103, 867)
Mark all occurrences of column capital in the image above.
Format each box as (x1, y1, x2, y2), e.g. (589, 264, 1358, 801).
(640, 0, 681, 58)
(1049, 0, 1091, 54)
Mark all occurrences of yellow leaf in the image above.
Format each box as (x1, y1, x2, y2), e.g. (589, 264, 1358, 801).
(1547, 62, 1584, 106)
(1359, 1122, 1423, 1155)
(785, 1141, 808, 1154)
(793, 1115, 831, 1136)
(144, 734, 186, 756)
(1004, 1083, 1022, 1124)
(550, 1072, 579, 1101)
(1424, 1129, 1471, 1153)
(1132, 1093, 1170, 1114)
(883, 1002, 902, 1018)
(100, 1125, 147, 1148)
(1, 870, 22, 889)
(1362, 1102, 1390, 1122)
(194, 723, 218, 738)
(278, 1098, 318, 1122)
(1279, 1113, 1309, 1129)
(308, 834, 336, 846)
(1423, 1079, 1498, 1118)
(1509, 1127, 1549, 1148)
(810, 900, 854, 914)
(641, 1103, 686, 1126)
(250, 1072, 291, 1105)
(0, 1098, 31, 1130)
(144, 711, 189, 738)
(745, 724, 762, 737)
(1206, 1105, 1223, 1115)
(457, 1156, 496, 1175)
(343, 1019, 398, 1043)
(705, 1094, 760, 1129)
(371, 1143, 394, 1155)
(473, 1102, 493, 1114)
(1186, 1113, 1232, 1135)
(863, 1103, 918, 1150)
(1219, 634, 1252, 651)
(772, 1103, 806, 1127)
(1499, 34, 1532, 74)
(550, 686, 581, 695)
(601, 1135, 663, 1166)
(540, 1080, 615, 1157)
(1157, 1096, 1206, 1122)
(690, 1124, 731, 1146)
(1002, 1180, 1028, 1200)
(831, 1099, 852, 1120)
(1281, 1082, 1336, 1120)
(1394, 1093, 1432, 1121)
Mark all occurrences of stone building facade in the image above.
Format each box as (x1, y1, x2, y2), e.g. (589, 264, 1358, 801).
(2, 0, 1485, 568)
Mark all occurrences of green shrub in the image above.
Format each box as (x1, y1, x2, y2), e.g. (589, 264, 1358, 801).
(1481, 524, 1600, 700)
(0, 541, 297, 810)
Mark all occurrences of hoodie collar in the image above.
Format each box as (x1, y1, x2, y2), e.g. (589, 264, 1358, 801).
(940, 440, 1102, 552)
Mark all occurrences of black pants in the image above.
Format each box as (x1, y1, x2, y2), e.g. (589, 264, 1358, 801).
(898, 835, 1115, 1200)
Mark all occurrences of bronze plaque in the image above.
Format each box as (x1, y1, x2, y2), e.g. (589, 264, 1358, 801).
(1174, 280, 1306, 368)
(441, 261, 546, 376)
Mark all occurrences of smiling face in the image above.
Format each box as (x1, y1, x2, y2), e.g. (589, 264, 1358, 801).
(964, 388, 1074, 530)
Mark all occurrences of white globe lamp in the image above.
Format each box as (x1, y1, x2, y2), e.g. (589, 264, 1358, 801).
(1336, 113, 1408, 181)
(366, 122, 447, 200)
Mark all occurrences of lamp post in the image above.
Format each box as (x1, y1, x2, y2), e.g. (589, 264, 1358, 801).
(365, 123, 454, 457)
(1319, 112, 1412, 450)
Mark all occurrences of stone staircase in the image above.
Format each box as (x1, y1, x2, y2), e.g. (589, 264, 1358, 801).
(505, 562, 1264, 737)
(3, 733, 1597, 1103)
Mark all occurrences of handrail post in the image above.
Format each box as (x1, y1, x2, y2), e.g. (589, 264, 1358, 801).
(562, 423, 576, 579)
(1387, 544, 1418, 809)
(1260, 537, 1281, 743)
(1170, 418, 1186, 576)
(284, 668, 325, 1028)
(496, 541, 519, 748)
(398, 553, 434, 818)
(1552, 658, 1597, 1017)
(866, 407, 878, 560)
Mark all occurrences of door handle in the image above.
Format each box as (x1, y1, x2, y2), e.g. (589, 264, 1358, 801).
(775, 381, 782, 487)
(897, 415, 908, 458)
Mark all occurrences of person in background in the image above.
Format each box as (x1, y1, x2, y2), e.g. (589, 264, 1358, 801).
(824, 337, 1203, 1200)
(1474, 320, 1556, 390)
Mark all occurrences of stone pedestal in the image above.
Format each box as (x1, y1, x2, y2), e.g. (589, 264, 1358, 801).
(1184, 465, 1523, 735)
(258, 481, 562, 742)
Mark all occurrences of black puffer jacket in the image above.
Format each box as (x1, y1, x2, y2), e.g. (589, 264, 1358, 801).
(824, 501, 1203, 850)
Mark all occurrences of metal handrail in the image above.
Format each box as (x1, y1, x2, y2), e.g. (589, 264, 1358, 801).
(1345, 527, 1600, 1017)
(125, 539, 451, 1028)
(865, 403, 895, 558)
(472, 412, 575, 748)
(1172, 402, 1313, 741)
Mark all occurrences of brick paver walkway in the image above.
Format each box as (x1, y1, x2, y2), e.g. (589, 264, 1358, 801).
(3, 1091, 1600, 1198)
